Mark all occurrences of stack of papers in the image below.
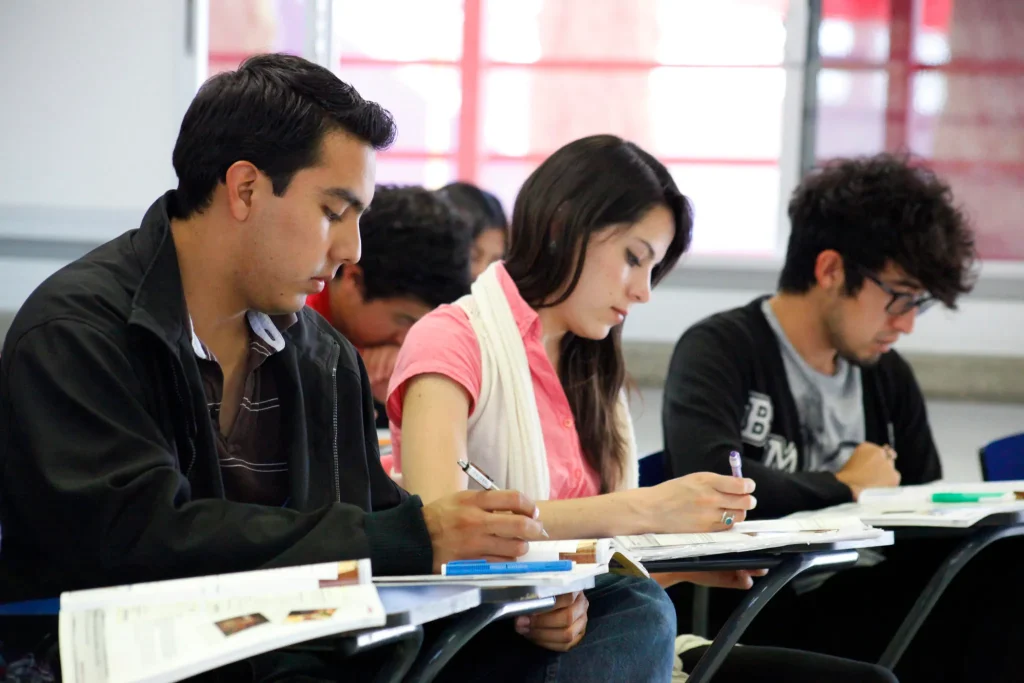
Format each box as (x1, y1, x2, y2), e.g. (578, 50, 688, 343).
(799, 481, 1024, 528)
(614, 516, 888, 562)
(60, 560, 385, 683)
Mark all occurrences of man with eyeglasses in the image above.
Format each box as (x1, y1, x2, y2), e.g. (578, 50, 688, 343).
(663, 153, 972, 517)
(658, 154, 1024, 682)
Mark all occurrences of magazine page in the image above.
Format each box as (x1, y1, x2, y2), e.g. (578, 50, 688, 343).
(62, 560, 370, 612)
(614, 518, 884, 561)
(61, 579, 382, 683)
(59, 560, 380, 683)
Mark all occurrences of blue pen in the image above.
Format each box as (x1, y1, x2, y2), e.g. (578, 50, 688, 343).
(442, 560, 573, 576)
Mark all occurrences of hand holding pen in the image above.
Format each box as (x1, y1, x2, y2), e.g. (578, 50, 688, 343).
(421, 488, 549, 574)
(459, 459, 550, 538)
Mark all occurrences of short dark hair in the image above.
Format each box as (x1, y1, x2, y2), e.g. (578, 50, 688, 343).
(171, 53, 396, 218)
(350, 185, 472, 308)
(780, 153, 976, 308)
(437, 182, 508, 238)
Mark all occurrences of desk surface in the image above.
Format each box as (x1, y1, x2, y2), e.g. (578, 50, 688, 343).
(643, 533, 893, 573)
(474, 573, 598, 603)
(377, 585, 481, 627)
(888, 510, 1024, 539)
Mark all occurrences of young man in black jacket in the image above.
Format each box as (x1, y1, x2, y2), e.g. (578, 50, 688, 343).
(0, 54, 676, 682)
(664, 154, 1023, 681)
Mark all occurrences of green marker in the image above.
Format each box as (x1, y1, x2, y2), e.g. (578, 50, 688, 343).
(931, 492, 1013, 504)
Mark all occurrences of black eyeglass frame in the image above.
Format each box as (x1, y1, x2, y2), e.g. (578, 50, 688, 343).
(856, 267, 936, 316)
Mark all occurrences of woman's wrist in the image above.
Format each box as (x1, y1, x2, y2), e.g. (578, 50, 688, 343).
(619, 486, 664, 535)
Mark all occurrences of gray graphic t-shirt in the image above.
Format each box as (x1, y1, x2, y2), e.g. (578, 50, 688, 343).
(761, 300, 865, 473)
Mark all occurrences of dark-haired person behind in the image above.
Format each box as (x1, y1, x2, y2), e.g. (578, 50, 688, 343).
(438, 181, 508, 280)
(0, 54, 587, 682)
(662, 153, 1022, 682)
(306, 184, 472, 426)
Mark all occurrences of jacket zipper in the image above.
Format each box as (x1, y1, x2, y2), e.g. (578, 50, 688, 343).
(329, 343, 342, 503)
(170, 365, 198, 477)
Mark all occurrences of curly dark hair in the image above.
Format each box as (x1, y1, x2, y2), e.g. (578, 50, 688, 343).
(345, 185, 472, 308)
(780, 153, 976, 308)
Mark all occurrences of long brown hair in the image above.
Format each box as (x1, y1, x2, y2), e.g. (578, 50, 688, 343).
(503, 135, 693, 491)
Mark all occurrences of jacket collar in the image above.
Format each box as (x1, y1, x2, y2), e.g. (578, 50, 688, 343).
(127, 191, 189, 352)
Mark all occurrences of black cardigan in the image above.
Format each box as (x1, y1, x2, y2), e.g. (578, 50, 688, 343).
(662, 297, 942, 519)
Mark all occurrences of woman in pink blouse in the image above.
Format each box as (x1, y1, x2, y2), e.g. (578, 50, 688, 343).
(387, 136, 899, 683)
(389, 136, 754, 533)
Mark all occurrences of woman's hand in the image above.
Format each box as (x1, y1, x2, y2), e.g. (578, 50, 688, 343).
(654, 569, 769, 590)
(514, 591, 588, 652)
(644, 472, 757, 533)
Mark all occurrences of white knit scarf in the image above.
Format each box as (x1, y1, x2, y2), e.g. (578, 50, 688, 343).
(455, 264, 638, 500)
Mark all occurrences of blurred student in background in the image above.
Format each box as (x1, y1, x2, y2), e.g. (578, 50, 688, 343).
(307, 184, 471, 425)
(438, 181, 508, 280)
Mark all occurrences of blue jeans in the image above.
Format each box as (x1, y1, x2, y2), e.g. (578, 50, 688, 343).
(431, 574, 676, 683)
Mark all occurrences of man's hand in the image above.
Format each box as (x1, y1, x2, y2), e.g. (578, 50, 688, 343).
(514, 591, 588, 652)
(836, 442, 901, 500)
(421, 490, 548, 572)
(361, 345, 400, 405)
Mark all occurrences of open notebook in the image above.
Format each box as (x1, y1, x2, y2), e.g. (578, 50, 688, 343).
(60, 560, 384, 683)
(613, 516, 889, 562)
(791, 481, 1024, 528)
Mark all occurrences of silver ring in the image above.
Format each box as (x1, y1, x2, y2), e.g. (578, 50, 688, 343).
(721, 510, 734, 526)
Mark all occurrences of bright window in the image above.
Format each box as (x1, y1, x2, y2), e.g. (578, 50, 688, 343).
(209, 0, 797, 256)
(328, 0, 794, 256)
(208, 0, 306, 76)
(815, 0, 1024, 260)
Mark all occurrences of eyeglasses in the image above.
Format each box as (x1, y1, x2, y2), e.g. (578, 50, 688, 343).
(859, 269, 937, 316)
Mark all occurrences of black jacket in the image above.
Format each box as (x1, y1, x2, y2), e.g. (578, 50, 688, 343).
(0, 192, 432, 602)
(663, 297, 942, 519)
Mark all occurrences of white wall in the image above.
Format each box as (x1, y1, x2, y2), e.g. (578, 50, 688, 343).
(0, 0, 198, 239)
(623, 284, 1024, 358)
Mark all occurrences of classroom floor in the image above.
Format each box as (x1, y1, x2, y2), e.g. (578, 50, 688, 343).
(630, 387, 1023, 482)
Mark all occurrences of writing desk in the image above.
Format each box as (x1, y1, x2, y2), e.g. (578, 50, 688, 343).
(306, 585, 481, 683)
(644, 534, 894, 683)
(399, 574, 598, 683)
(0, 586, 487, 683)
(874, 510, 1024, 670)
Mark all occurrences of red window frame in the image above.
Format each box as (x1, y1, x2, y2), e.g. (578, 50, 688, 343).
(821, 0, 1024, 174)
